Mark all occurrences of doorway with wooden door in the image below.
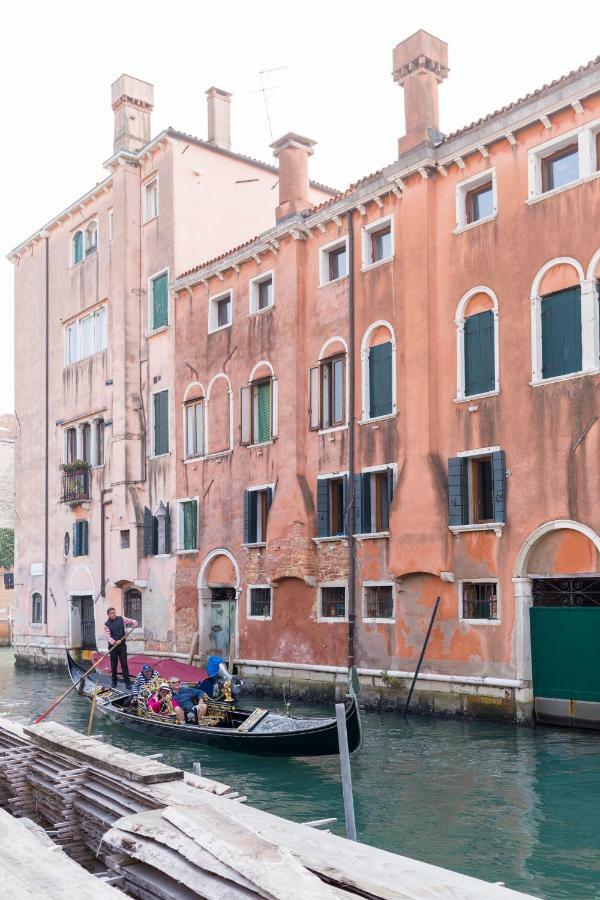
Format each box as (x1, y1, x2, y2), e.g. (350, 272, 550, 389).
(210, 587, 236, 664)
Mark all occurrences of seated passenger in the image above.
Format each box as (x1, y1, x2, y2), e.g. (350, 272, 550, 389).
(147, 682, 185, 723)
(127, 663, 158, 707)
(169, 677, 208, 722)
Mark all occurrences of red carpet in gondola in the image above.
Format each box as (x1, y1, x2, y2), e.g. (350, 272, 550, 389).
(91, 654, 208, 683)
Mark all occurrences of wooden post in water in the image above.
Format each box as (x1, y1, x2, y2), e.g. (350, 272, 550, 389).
(193, 761, 202, 777)
(86, 684, 99, 736)
(335, 703, 357, 841)
(403, 595, 442, 718)
(187, 632, 199, 666)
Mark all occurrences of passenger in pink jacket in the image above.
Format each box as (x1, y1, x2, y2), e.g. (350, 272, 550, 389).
(147, 683, 184, 723)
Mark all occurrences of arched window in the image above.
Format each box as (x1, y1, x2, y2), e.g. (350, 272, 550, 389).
(206, 374, 233, 454)
(241, 362, 278, 445)
(124, 588, 142, 624)
(309, 337, 348, 430)
(85, 221, 98, 257)
(72, 231, 83, 265)
(360, 322, 396, 421)
(183, 383, 205, 459)
(31, 592, 43, 624)
(530, 258, 594, 383)
(455, 287, 499, 400)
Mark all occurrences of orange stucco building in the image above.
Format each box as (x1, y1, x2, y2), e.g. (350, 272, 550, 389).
(171, 33, 600, 725)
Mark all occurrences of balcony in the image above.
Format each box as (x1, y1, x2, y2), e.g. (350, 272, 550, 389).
(61, 465, 91, 504)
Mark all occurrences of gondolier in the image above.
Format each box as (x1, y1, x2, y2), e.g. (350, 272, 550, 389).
(103, 607, 138, 688)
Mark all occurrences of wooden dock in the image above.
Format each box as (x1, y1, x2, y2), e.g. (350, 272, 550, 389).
(0, 719, 538, 899)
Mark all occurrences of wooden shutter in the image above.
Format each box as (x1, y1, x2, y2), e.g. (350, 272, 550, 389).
(240, 386, 251, 445)
(266, 486, 273, 518)
(243, 490, 250, 544)
(464, 311, 495, 396)
(448, 458, 468, 526)
(342, 474, 349, 536)
(81, 522, 89, 556)
(72, 523, 79, 558)
(152, 273, 169, 330)
(256, 382, 271, 443)
(164, 503, 171, 554)
(316, 479, 330, 537)
(361, 472, 372, 534)
(143, 507, 154, 556)
(541, 287, 582, 379)
(248, 491, 258, 544)
(353, 474, 362, 534)
(368, 342, 393, 418)
(271, 378, 279, 438)
(491, 450, 506, 524)
(154, 391, 169, 456)
(309, 366, 320, 430)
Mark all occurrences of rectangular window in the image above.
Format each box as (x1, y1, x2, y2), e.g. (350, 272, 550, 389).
(309, 356, 346, 430)
(244, 487, 272, 544)
(249, 586, 272, 619)
(3, 573, 14, 590)
(462, 582, 498, 620)
(185, 400, 204, 458)
(95, 419, 105, 467)
(252, 380, 271, 444)
(178, 499, 198, 551)
(355, 467, 394, 534)
(66, 427, 77, 463)
(464, 310, 495, 397)
(108, 209, 114, 241)
(368, 342, 393, 418)
(80, 315, 95, 359)
(542, 144, 579, 193)
(209, 291, 232, 332)
(73, 521, 89, 557)
(466, 182, 494, 223)
(153, 390, 169, 456)
(363, 217, 393, 268)
(455, 168, 497, 229)
(250, 273, 274, 313)
(81, 423, 92, 465)
(448, 450, 506, 527)
(320, 586, 346, 619)
(320, 239, 348, 284)
(65, 323, 78, 365)
(316, 475, 347, 538)
(120, 530, 130, 549)
(541, 287, 582, 379)
(144, 178, 158, 222)
(124, 589, 142, 622)
(151, 272, 169, 331)
(95, 307, 107, 352)
(364, 584, 394, 620)
(64, 307, 106, 365)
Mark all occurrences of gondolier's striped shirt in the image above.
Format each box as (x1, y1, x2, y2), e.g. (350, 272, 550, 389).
(102, 616, 138, 645)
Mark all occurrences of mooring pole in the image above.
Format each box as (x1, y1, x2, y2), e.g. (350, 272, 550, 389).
(403, 596, 442, 718)
(335, 703, 357, 841)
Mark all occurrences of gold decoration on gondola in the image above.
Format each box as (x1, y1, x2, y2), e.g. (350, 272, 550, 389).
(136, 675, 179, 724)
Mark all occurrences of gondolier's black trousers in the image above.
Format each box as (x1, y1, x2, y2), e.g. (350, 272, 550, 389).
(109, 641, 132, 688)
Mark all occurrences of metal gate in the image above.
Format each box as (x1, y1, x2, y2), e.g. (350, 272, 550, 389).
(80, 596, 97, 651)
(530, 577, 600, 728)
(210, 588, 236, 660)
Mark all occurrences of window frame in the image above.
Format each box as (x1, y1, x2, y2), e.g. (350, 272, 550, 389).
(247, 584, 273, 621)
(84, 220, 98, 257)
(208, 289, 233, 334)
(148, 268, 170, 334)
(63, 304, 107, 366)
(183, 395, 205, 460)
(448, 446, 506, 535)
(458, 579, 501, 624)
(361, 215, 394, 270)
(454, 168, 497, 232)
(317, 582, 348, 622)
(315, 471, 349, 540)
(31, 591, 44, 625)
(355, 464, 396, 537)
(527, 122, 600, 202)
(362, 581, 395, 624)
(319, 236, 349, 286)
(143, 176, 159, 223)
(151, 388, 170, 458)
(72, 229, 84, 266)
(360, 321, 397, 422)
(319, 352, 346, 431)
(249, 270, 275, 315)
(176, 497, 199, 554)
(455, 287, 500, 402)
(243, 483, 275, 546)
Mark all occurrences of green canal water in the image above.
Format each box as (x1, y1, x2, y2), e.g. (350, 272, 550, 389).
(1, 649, 599, 899)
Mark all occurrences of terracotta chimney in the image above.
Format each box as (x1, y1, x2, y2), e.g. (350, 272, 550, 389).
(270, 132, 316, 222)
(393, 30, 448, 155)
(206, 87, 232, 151)
(111, 74, 154, 155)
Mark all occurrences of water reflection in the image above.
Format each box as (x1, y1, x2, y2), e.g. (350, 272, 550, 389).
(1, 650, 599, 898)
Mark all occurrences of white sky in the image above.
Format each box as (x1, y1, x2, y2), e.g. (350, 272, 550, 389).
(2, 0, 599, 413)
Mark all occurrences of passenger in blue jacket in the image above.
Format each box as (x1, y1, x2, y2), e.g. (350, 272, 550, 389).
(168, 677, 207, 722)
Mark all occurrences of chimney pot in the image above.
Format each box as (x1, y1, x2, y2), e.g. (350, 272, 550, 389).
(111, 74, 154, 155)
(206, 87, 232, 151)
(392, 30, 448, 155)
(271, 132, 316, 222)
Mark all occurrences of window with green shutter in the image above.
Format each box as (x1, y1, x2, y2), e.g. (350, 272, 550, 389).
(72, 231, 83, 265)
(368, 342, 393, 418)
(541, 287, 582, 379)
(153, 390, 169, 456)
(180, 499, 198, 551)
(354, 468, 394, 534)
(464, 310, 495, 396)
(243, 487, 272, 544)
(151, 273, 169, 330)
(253, 380, 271, 444)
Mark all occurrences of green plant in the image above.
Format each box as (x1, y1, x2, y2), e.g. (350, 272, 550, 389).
(380, 670, 403, 690)
(59, 459, 91, 473)
(0, 529, 14, 569)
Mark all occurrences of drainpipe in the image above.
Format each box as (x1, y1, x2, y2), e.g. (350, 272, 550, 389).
(43, 233, 50, 626)
(347, 210, 356, 671)
(100, 490, 112, 597)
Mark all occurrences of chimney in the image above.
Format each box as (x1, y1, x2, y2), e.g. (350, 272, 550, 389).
(111, 74, 154, 155)
(392, 30, 448, 155)
(206, 87, 232, 151)
(270, 132, 316, 222)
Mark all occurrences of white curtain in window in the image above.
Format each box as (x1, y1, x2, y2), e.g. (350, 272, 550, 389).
(80, 315, 94, 358)
(95, 307, 107, 352)
(65, 323, 78, 365)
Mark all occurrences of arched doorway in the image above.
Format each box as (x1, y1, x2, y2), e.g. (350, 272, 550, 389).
(515, 520, 600, 728)
(198, 549, 240, 662)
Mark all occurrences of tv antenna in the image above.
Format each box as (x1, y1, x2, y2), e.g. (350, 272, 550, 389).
(251, 66, 287, 141)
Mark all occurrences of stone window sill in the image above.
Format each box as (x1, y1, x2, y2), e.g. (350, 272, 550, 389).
(449, 523, 504, 537)
(454, 389, 500, 403)
(312, 536, 348, 544)
(354, 531, 389, 540)
(146, 325, 169, 339)
(453, 213, 497, 235)
(243, 542, 266, 549)
(530, 368, 599, 387)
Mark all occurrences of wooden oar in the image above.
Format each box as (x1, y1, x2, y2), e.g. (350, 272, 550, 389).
(33, 626, 137, 724)
(86, 683, 100, 736)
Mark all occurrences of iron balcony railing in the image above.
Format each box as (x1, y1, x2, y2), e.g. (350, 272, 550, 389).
(61, 468, 90, 504)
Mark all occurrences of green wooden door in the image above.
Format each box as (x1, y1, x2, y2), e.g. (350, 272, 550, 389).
(530, 607, 600, 702)
(210, 588, 236, 658)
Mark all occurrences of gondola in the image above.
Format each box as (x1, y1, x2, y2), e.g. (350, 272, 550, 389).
(66, 652, 362, 757)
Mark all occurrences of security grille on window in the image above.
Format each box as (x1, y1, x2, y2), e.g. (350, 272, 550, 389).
(317, 475, 347, 538)
(240, 378, 278, 445)
(151, 272, 168, 330)
(250, 274, 274, 313)
(249, 587, 271, 618)
(153, 390, 169, 456)
(73, 521, 89, 557)
(185, 399, 204, 458)
(541, 287, 582, 379)
(448, 451, 506, 527)
(124, 588, 142, 623)
(31, 592, 43, 624)
(364, 585, 394, 620)
(143, 503, 171, 556)
(120, 530, 130, 549)
(354, 467, 394, 534)
(244, 487, 272, 544)
(144, 178, 158, 221)
(178, 499, 198, 551)
(309, 355, 345, 430)
(3, 573, 14, 590)
(320, 586, 346, 618)
(462, 582, 498, 620)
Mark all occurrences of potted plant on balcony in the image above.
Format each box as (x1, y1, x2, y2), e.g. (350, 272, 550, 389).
(60, 459, 91, 473)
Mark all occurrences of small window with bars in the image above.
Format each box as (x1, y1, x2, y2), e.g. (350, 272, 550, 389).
(461, 582, 498, 620)
(3, 572, 14, 590)
(363, 584, 394, 621)
(319, 585, 346, 620)
(124, 588, 143, 624)
(248, 586, 272, 619)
